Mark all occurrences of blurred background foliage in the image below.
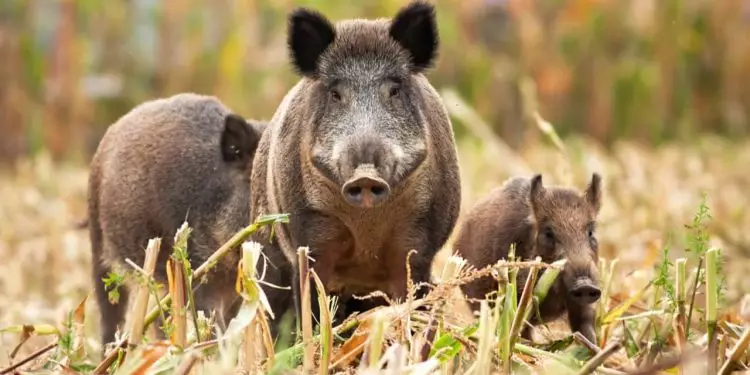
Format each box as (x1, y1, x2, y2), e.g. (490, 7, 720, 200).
(1, 0, 750, 167)
(5, 2, 750, 363)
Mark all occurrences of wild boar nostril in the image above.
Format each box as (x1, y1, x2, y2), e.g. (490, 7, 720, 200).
(588, 289, 601, 300)
(341, 174, 391, 209)
(346, 186, 363, 197)
(568, 281, 601, 304)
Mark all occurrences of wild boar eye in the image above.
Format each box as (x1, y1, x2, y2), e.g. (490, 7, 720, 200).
(587, 223, 596, 238)
(543, 226, 555, 242)
(389, 85, 401, 98)
(329, 89, 342, 102)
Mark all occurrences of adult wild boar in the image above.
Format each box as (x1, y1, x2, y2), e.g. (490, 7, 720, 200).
(249, 1, 461, 326)
(454, 173, 603, 343)
(88, 93, 266, 348)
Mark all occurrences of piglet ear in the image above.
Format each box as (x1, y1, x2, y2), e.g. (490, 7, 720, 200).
(528, 174, 545, 213)
(389, 1, 439, 73)
(221, 113, 260, 166)
(584, 173, 602, 213)
(287, 8, 336, 77)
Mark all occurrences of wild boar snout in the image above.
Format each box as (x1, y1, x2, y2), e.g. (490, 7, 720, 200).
(567, 277, 601, 305)
(562, 252, 602, 306)
(333, 134, 400, 209)
(341, 165, 391, 209)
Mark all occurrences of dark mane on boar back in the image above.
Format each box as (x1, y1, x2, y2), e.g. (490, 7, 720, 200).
(250, 1, 461, 337)
(454, 173, 603, 343)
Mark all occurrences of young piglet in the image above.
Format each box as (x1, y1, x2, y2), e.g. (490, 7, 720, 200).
(455, 173, 603, 343)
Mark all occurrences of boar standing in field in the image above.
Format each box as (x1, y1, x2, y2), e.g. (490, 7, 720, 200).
(249, 1, 462, 329)
(88, 93, 267, 348)
(454, 173, 603, 343)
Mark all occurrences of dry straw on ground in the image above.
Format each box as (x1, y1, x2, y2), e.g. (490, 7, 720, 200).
(1, 103, 750, 373)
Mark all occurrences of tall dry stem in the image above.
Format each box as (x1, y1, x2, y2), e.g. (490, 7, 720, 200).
(239, 241, 265, 373)
(129, 237, 162, 348)
(298, 246, 314, 373)
(311, 269, 333, 375)
(167, 258, 187, 349)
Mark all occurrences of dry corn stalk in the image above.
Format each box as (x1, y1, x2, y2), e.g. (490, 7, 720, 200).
(233, 240, 276, 372)
(167, 258, 187, 349)
(298, 246, 314, 373)
(129, 238, 162, 348)
(240, 242, 260, 372)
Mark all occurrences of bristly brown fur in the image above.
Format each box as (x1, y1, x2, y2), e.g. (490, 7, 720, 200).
(88, 93, 265, 350)
(454, 173, 603, 343)
(250, 1, 461, 337)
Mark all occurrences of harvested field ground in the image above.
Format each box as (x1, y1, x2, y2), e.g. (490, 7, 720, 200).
(1, 134, 749, 374)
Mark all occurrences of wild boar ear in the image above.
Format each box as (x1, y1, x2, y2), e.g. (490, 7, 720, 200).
(389, 1, 439, 73)
(221, 113, 260, 165)
(584, 173, 602, 213)
(288, 8, 336, 77)
(528, 173, 546, 214)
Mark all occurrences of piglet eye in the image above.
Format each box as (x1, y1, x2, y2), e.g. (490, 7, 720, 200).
(330, 89, 341, 102)
(389, 85, 401, 98)
(543, 227, 555, 241)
